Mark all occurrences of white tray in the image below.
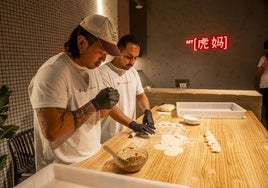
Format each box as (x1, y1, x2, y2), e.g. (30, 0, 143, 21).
(15, 163, 188, 188)
(176, 102, 246, 118)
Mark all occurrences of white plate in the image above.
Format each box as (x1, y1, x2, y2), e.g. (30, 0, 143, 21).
(183, 114, 202, 125)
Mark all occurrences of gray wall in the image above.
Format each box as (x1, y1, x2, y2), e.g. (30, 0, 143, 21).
(134, 0, 268, 89)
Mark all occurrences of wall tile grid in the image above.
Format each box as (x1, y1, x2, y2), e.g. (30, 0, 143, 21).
(0, 1, 118, 187)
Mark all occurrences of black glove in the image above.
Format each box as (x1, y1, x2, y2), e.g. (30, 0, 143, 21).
(142, 110, 155, 129)
(129, 121, 155, 135)
(91, 87, 119, 111)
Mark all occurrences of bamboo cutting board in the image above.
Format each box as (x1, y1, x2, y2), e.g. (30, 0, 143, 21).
(75, 107, 268, 188)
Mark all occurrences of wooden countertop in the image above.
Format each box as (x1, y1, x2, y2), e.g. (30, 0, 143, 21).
(145, 88, 262, 96)
(75, 107, 268, 188)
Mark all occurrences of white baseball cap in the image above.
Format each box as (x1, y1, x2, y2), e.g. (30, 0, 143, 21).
(80, 14, 121, 56)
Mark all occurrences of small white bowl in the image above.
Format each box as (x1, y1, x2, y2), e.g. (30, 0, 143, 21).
(183, 114, 202, 125)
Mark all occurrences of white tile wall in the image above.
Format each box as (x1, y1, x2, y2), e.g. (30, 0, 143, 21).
(0, 0, 118, 187)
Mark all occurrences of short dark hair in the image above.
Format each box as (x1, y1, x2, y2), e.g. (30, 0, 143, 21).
(117, 34, 141, 51)
(64, 25, 98, 59)
(264, 40, 268, 50)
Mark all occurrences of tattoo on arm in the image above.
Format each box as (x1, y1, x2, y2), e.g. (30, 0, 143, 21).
(36, 108, 66, 130)
(56, 108, 67, 129)
(36, 108, 48, 131)
(72, 101, 96, 129)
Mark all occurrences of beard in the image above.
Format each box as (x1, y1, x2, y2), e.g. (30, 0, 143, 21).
(124, 63, 133, 70)
(95, 61, 102, 67)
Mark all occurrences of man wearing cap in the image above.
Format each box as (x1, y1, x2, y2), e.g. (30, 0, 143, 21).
(28, 14, 121, 171)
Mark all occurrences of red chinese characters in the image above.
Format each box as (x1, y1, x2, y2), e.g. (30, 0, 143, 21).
(186, 36, 228, 51)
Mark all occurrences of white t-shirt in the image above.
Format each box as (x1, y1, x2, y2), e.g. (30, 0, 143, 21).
(257, 55, 268, 88)
(28, 52, 103, 171)
(99, 62, 144, 143)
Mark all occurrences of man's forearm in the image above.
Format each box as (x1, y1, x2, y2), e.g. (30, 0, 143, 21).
(136, 93, 151, 112)
(109, 106, 132, 127)
(72, 101, 97, 129)
(36, 101, 97, 142)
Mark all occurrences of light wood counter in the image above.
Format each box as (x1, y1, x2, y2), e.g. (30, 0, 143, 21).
(139, 88, 262, 120)
(75, 107, 268, 188)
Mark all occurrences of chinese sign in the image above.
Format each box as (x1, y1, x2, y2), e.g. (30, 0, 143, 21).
(186, 35, 228, 51)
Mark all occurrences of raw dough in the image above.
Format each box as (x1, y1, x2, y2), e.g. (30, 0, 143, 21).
(157, 104, 175, 112)
(164, 147, 184, 156)
(128, 132, 149, 138)
(154, 143, 169, 150)
(204, 130, 221, 153)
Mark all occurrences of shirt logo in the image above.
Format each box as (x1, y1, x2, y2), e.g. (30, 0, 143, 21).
(117, 81, 133, 86)
(78, 86, 96, 93)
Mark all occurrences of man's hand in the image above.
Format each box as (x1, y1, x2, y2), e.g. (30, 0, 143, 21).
(91, 87, 119, 111)
(142, 110, 155, 129)
(129, 121, 155, 135)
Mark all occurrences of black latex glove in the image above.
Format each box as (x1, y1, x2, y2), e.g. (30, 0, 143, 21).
(129, 121, 155, 135)
(142, 110, 155, 129)
(91, 87, 119, 111)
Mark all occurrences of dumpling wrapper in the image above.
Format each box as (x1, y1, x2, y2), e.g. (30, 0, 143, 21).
(164, 147, 184, 156)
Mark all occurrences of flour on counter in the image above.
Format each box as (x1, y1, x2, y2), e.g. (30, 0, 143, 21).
(154, 133, 189, 156)
(153, 121, 190, 156)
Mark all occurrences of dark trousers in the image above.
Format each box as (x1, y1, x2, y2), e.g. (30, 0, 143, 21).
(259, 88, 268, 130)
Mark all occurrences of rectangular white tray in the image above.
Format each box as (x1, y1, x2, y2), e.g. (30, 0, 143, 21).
(176, 102, 246, 118)
(15, 163, 188, 188)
